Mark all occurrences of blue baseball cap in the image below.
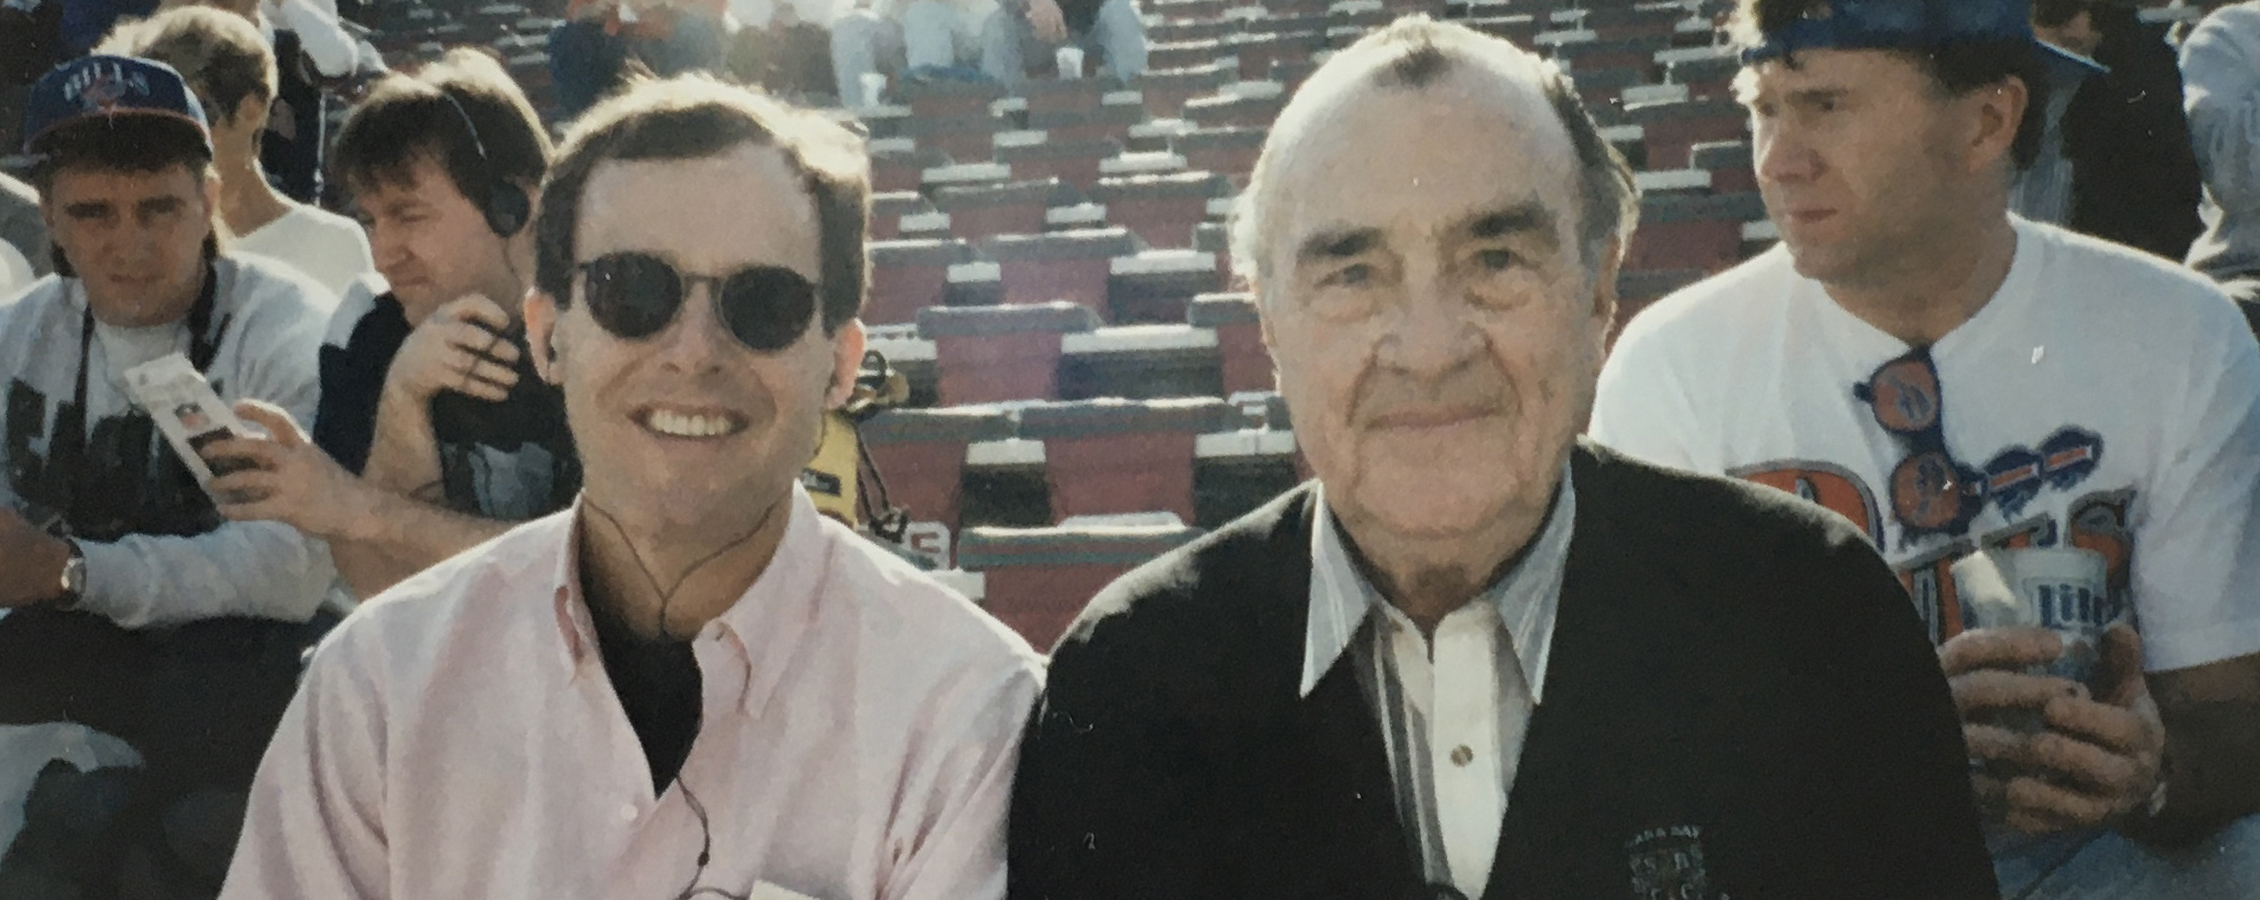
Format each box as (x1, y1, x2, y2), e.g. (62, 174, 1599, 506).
(22, 55, 212, 157)
(1739, 0, 2107, 76)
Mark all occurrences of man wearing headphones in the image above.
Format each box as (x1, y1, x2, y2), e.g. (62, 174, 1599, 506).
(204, 50, 578, 599)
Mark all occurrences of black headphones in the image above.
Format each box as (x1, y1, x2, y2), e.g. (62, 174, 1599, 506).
(436, 87, 532, 238)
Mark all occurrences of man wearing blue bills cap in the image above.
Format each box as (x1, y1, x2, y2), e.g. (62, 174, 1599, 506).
(1593, 0, 2260, 897)
(0, 54, 335, 895)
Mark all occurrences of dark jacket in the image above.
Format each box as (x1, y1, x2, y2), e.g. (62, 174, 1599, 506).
(1009, 441, 1999, 900)
(2064, 8, 2205, 259)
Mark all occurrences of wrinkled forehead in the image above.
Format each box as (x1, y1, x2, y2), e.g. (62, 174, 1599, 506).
(1262, 68, 1585, 263)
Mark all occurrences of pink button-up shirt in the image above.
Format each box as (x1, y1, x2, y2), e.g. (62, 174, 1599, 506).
(221, 485, 1044, 900)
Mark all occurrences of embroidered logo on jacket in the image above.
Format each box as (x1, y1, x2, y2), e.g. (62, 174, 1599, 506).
(1626, 824, 1720, 900)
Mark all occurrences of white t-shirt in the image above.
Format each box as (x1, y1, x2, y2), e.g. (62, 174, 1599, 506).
(232, 204, 373, 303)
(0, 254, 336, 629)
(1592, 216, 2260, 675)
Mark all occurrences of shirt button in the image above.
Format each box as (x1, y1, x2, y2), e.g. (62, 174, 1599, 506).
(1450, 745, 1474, 767)
(619, 803, 639, 822)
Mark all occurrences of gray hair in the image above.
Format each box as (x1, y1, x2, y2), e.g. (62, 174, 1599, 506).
(1227, 15, 1640, 294)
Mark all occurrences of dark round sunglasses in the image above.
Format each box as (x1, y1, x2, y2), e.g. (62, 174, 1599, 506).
(574, 252, 820, 353)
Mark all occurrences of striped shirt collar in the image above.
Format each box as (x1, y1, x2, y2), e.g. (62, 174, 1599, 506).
(1300, 464, 1576, 702)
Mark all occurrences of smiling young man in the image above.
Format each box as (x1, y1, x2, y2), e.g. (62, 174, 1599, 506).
(0, 54, 335, 895)
(1591, 0, 2260, 896)
(204, 50, 580, 600)
(221, 76, 1042, 899)
(1008, 16, 1994, 900)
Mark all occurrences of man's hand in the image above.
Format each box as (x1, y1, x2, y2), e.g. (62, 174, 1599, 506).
(0, 507, 71, 608)
(203, 401, 381, 542)
(1026, 0, 1068, 43)
(383, 296, 520, 406)
(1945, 624, 2166, 834)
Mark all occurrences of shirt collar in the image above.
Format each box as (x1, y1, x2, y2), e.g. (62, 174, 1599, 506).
(1300, 463, 1576, 703)
(549, 482, 833, 718)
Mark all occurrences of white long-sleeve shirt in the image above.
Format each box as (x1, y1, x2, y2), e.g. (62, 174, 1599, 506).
(0, 254, 337, 628)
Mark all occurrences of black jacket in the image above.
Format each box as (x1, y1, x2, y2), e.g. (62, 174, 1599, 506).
(1009, 441, 1999, 900)
(2063, 9, 2205, 260)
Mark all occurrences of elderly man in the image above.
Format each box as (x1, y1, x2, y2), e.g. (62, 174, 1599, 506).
(1006, 16, 1996, 900)
(220, 76, 1041, 899)
(1593, 0, 2260, 897)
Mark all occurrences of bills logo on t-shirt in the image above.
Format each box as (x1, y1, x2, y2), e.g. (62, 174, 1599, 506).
(1734, 423, 2128, 646)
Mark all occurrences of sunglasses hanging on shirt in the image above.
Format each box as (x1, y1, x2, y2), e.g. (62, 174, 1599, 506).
(1854, 345, 1986, 541)
(574, 252, 820, 354)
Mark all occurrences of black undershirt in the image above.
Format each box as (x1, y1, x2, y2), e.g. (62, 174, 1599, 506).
(581, 586, 703, 795)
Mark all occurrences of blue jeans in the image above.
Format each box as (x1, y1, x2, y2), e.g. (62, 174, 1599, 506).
(980, 0, 1147, 86)
(829, 1, 986, 102)
(1992, 818, 2260, 900)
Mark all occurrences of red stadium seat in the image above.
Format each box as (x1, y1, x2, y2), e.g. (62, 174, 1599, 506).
(1087, 170, 1229, 249)
(932, 178, 1078, 244)
(920, 301, 1103, 405)
(979, 227, 1142, 315)
(957, 521, 1205, 648)
(1189, 292, 1272, 395)
(1020, 397, 1239, 524)
(868, 238, 977, 325)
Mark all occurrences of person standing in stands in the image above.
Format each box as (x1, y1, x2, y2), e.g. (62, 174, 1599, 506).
(204, 49, 576, 600)
(101, 6, 374, 298)
(2181, 0, 2260, 327)
(1010, 17, 1996, 900)
(1591, 0, 2260, 896)
(0, 54, 335, 896)
(979, 0, 1144, 85)
(2015, 0, 2204, 260)
(222, 75, 1041, 900)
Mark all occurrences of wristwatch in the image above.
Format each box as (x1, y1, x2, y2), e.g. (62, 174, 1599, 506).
(53, 539, 85, 610)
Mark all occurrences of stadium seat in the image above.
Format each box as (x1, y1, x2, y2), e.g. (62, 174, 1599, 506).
(868, 238, 977, 325)
(932, 178, 1078, 244)
(1172, 128, 1267, 187)
(870, 191, 932, 241)
(860, 406, 1016, 538)
(980, 227, 1142, 313)
(870, 143, 952, 194)
(1627, 191, 1766, 273)
(898, 113, 1008, 165)
(1133, 64, 1236, 118)
(1189, 292, 1271, 395)
(1087, 170, 1230, 249)
(920, 301, 1103, 405)
(1691, 140, 1756, 193)
(900, 79, 1007, 121)
(957, 520, 1205, 648)
(994, 133, 1123, 188)
(1020, 397, 1239, 524)
(1626, 96, 1746, 169)
(1184, 88, 1287, 131)
(1059, 323, 1226, 399)
(1110, 248, 1225, 322)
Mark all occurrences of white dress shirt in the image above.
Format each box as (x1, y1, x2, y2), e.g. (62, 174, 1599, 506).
(1302, 467, 1576, 899)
